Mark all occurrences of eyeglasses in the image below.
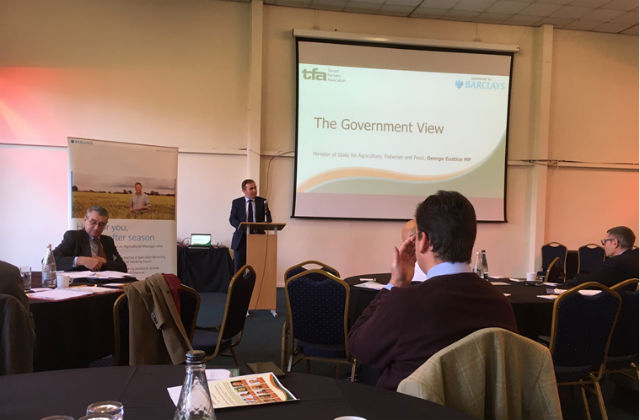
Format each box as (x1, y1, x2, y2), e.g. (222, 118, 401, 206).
(87, 219, 107, 228)
(601, 238, 615, 246)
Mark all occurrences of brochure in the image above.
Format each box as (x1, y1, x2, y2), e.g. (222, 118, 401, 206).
(168, 372, 297, 409)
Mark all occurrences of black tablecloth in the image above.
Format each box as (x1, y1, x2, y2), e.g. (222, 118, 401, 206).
(0, 366, 472, 420)
(28, 273, 124, 371)
(345, 273, 554, 341)
(177, 245, 233, 292)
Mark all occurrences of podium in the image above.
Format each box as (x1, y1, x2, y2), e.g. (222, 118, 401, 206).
(239, 222, 286, 315)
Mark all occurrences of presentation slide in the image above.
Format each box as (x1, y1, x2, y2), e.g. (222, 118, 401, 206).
(293, 39, 513, 221)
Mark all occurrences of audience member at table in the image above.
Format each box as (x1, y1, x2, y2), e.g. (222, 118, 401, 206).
(53, 205, 128, 272)
(562, 226, 638, 289)
(0, 260, 35, 374)
(348, 190, 517, 390)
(401, 219, 426, 282)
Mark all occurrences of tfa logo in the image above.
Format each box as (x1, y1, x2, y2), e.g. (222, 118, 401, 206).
(302, 68, 327, 81)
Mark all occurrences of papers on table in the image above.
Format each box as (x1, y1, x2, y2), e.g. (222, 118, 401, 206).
(509, 277, 525, 282)
(60, 270, 131, 279)
(354, 281, 385, 290)
(27, 285, 121, 301)
(27, 288, 94, 301)
(537, 294, 558, 300)
(168, 372, 297, 409)
(491, 282, 510, 286)
(503, 293, 511, 297)
(543, 282, 560, 287)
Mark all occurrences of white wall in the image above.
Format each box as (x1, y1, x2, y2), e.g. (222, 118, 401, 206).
(1, 0, 637, 283)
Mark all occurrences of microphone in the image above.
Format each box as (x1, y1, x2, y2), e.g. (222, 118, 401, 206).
(264, 199, 271, 222)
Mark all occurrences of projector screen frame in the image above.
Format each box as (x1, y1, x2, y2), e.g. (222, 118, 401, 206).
(292, 32, 516, 223)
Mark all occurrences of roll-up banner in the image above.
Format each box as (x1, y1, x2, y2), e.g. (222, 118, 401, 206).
(67, 137, 177, 278)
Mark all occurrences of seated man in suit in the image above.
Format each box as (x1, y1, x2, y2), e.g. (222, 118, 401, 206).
(229, 179, 272, 273)
(563, 226, 638, 288)
(53, 205, 127, 272)
(348, 190, 517, 390)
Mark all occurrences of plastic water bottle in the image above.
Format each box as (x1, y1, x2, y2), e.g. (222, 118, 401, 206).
(473, 251, 484, 278)
(174, 350, 215, 420)
(480, 249, 489, 280)
(42, 244, 57, 288)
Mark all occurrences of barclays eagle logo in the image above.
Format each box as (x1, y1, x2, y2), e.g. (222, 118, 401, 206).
(455, 80, 463, 89)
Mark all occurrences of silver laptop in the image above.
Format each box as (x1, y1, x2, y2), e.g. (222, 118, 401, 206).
(190, 233, 212, 248)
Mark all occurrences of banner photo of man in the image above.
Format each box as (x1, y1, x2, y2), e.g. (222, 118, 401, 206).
(67, 137, 177, 278)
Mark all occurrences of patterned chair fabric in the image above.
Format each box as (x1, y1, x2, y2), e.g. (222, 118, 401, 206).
(607, 279, 639, 369)
(541, 242, 567, 275)
(549, 281, 621, 420)
(192, 265, 256, 364)
(283, 269, 356, 380)
(578, 244, 605, 274)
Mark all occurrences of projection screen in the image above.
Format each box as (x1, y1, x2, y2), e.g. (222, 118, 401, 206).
(293, 36, 514, 221)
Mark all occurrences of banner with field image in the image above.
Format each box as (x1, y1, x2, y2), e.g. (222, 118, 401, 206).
(68, 138, 177, 278)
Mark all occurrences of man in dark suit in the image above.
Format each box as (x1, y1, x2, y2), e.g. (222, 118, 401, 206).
(53, 205, 127, 272)
(229, 179, 272, 273)
(563, 226, 638, 288)
(348, 191, 517, 390)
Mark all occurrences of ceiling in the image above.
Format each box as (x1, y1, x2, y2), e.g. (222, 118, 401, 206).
(242, 0, 639, 35)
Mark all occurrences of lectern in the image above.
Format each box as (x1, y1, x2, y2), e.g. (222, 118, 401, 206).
(239, 222, 286, 315)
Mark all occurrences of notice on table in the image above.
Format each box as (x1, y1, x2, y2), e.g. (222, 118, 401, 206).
(168, 372, 297, 409)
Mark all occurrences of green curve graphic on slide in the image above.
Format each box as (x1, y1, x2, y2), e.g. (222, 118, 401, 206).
(306, 135, 506, 198)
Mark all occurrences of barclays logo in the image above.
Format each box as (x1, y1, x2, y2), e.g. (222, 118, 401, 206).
(456, 79, 506, 90)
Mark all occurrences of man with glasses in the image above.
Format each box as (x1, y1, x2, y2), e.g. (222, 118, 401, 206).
(563, 226, 638, 288)
(53, 205, 127, 272)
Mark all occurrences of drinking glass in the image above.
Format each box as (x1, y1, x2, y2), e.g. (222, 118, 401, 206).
(86, 401, 123, 420)
(19, 266, 32, 291)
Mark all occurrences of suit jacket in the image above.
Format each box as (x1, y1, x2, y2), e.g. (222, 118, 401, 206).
(229, 196, 272, 250)
(124, 274, 192, 365)
(564, 248, 638, 288)
(53, 229, 128, 272)
(397, 327, 563, 420)
(348, 272, 518, 390)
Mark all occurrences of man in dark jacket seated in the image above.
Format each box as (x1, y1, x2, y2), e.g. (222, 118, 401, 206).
(563, 226, 638, 289)
(53, 205, 127, 272)
(348, 191, 517, 390)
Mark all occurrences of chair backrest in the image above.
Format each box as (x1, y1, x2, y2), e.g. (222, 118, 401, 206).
(397, 327, 562, 420)
(608, 278, 639, 358)
(217, 265, 256, 343)
(0, 293, 35, 375)
(285, 269, 350, 350)
(284, 260, 340, 281)
(541, 242, 567, 274)
(577, 244, 606, 274)
(113, 283, 201, 366)
(543, 257, 565, 283)
(549, 282, 621, 378)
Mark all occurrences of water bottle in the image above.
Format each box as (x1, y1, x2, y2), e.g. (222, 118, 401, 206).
(42, 244, 57, 288)
(174, 350, 215, 420)
(473, 251, 484, 278)
(480, 249, 489, 280)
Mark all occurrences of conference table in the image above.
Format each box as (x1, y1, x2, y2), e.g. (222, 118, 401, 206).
(28, 273, 128, 371)
(0, 365, 473, 420)
(345, 273, 555, 341)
